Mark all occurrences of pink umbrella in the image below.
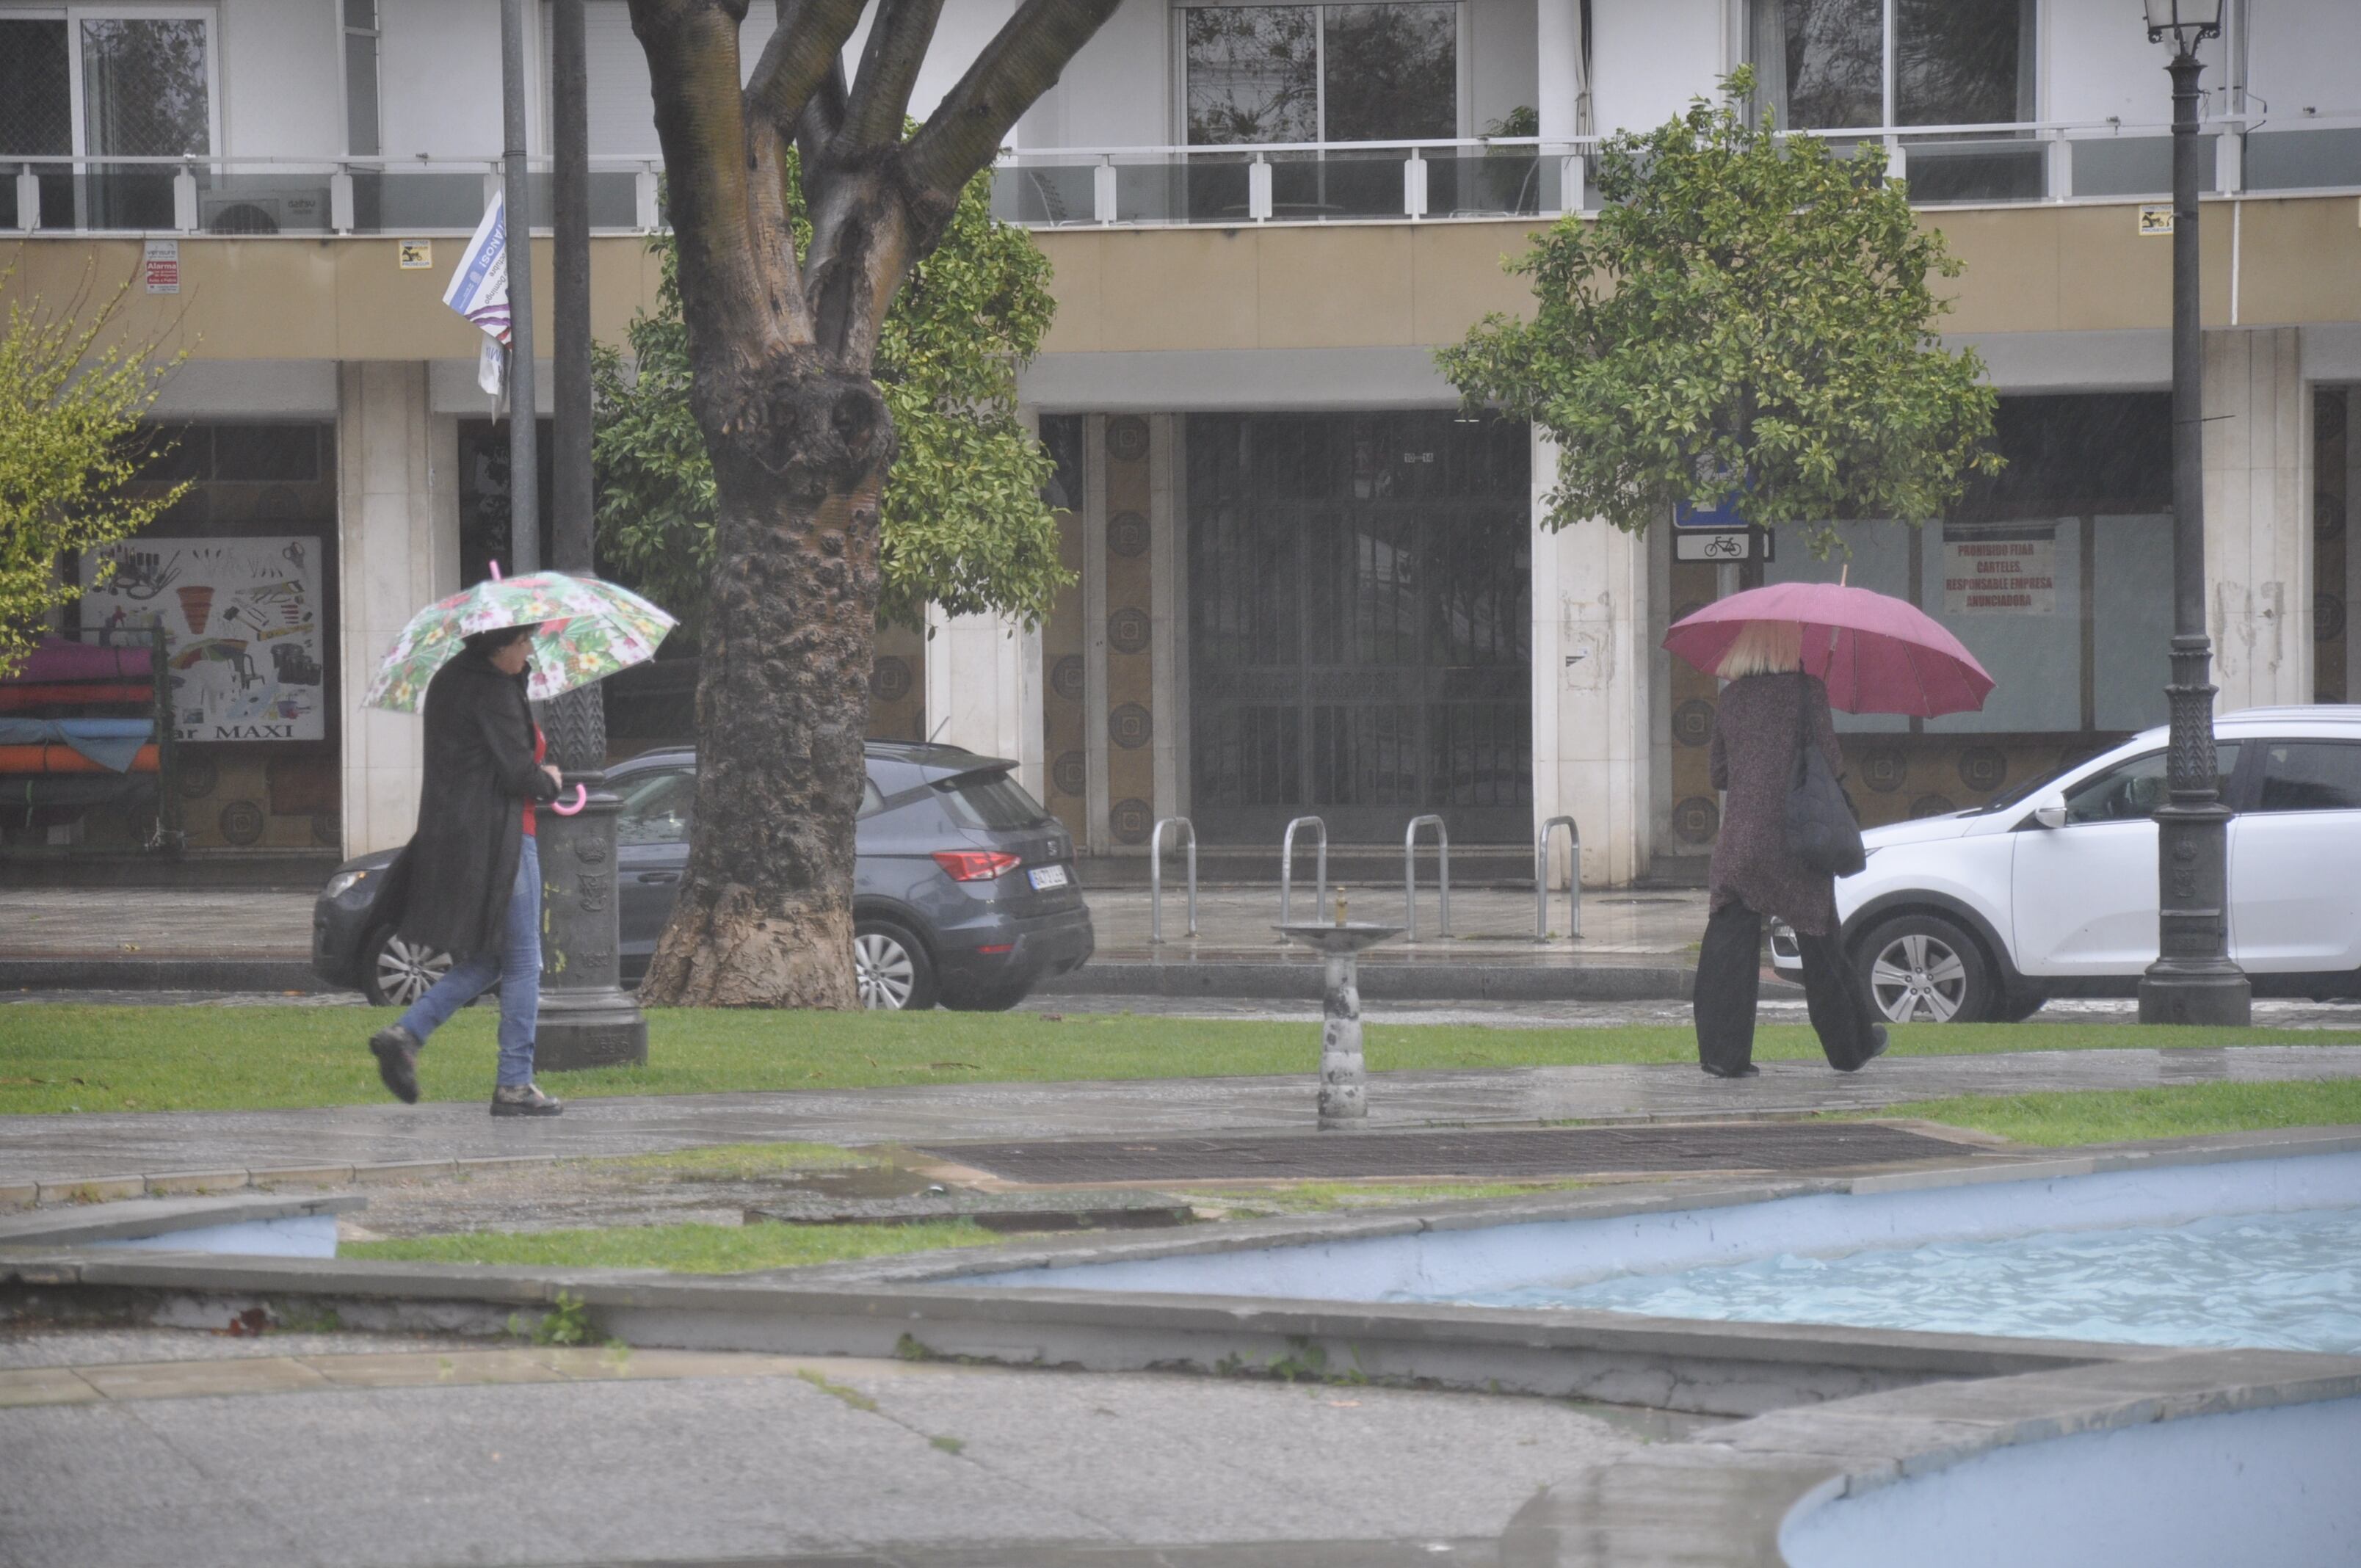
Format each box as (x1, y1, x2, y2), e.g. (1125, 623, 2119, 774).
(1664, 581, 1994, 717)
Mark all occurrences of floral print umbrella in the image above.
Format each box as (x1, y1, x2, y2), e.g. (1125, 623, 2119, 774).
(363, 568, 677, 712)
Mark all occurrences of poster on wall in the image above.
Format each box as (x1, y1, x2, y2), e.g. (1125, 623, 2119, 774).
(1942, 526, 2059, 615)
(79, 537, 326, 742)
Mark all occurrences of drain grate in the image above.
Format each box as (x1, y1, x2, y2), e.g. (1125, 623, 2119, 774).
(920, 1123, 1972, 1186)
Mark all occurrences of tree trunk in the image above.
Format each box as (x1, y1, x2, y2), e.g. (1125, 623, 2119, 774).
(640, 357, 892, 1006)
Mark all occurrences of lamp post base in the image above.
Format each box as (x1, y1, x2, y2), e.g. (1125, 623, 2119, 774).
(532, 772, 649, 1072)
(2136, 967, 2251, 1027)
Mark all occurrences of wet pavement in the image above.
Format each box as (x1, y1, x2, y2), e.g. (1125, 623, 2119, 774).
(6, 1044, 2358, 1190)
(0, 882, 1708, 968)
(0, 1326, 1656, 1568)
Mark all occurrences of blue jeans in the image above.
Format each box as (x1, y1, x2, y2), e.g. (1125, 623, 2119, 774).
(397, 837, 541, 1087)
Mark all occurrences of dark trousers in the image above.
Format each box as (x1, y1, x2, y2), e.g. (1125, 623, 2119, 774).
(1694, 899, 1882, 1073)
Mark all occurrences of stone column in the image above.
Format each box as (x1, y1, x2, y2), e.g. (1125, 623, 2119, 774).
(2204, 327, 2313, 711)
(336, 363, 459, 857)
(922, 604, 1044, 797)
(1528, 432, 1654, 888)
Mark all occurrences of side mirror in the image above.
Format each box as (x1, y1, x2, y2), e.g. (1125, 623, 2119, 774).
(2031, 805, 2067, 830)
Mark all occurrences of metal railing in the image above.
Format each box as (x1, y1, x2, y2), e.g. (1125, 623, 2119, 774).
(3, 153, 662, 236)
(7, 112, 2360, 237)
(1534, 816, 1580, 943)
(1279, 815, 1328, 928)
(1149, 816, 1197, 944)
(1404, 815, 1450, 941)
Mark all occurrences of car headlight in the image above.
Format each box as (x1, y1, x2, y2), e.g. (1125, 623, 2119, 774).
(324, 870, 368, 899)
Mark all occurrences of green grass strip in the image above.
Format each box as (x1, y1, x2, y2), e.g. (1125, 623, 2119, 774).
(2, 1004, 2352, 1115)
(1876, 1078, 2361, 1148)
(344, 1219, 995, 1274)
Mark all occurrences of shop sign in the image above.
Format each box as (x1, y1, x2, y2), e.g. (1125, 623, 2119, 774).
(79, 536, 327, 743)
(1943, 527, 2057, 615)
(142, 239, 179, 294)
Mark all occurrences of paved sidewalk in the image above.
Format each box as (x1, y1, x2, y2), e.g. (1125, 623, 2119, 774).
(0, 883, 1708, 965)
(6, 1046, 2359, 1191)
(0, 1328, 1645, 1567)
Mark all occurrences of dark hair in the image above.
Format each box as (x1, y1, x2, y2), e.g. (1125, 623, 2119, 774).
(463, 625, 534, 660)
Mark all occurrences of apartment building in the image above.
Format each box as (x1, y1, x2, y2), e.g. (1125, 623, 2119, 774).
(3, 0, 2358, 887)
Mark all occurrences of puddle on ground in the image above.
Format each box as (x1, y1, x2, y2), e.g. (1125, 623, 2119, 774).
(753, 1167, 946, 1201)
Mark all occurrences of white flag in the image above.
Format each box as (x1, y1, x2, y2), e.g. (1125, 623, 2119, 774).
(477, 335, 506, 397)
(442, 192, 512, 346)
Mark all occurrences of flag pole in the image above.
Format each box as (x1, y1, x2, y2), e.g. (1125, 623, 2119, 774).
(498, 0, 539, 574)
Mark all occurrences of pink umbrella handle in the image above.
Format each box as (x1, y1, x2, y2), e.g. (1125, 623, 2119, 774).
(489, 561, 502, 581)
(549, 783, 587, 816)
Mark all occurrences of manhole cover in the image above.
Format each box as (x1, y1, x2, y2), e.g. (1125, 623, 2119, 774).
(919, 1123, 1973, 1186)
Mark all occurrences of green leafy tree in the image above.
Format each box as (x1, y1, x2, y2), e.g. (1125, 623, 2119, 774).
(591, 155, 1063, 644)
(1439, 68, 2000, 548)
(0, 264, 186, 677)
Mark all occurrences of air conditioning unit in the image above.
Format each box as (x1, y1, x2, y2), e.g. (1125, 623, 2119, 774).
(199, 190, 282, 234)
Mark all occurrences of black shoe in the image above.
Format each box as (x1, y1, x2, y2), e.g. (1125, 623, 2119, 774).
(369, 1026, 421, 1104)
(490, 1083, 563, 1117)
(1837, 1025, 1891, 1074)
(1700, 1061, 1761, 1079)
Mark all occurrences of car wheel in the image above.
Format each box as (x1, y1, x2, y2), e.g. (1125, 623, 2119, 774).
(363, 926, 453, 1008)
(1857, 914, 1994, 1024)
(942, 983, 1031, 1013)
(854, 921, 937, 1012)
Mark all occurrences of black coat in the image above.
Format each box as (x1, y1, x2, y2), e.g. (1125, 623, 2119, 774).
(387, 649, 559, 957)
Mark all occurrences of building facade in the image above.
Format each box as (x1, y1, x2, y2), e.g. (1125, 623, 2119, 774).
(4, 0, 2358, 885)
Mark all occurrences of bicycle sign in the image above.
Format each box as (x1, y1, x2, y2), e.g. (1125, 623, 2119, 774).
(1674, 529, 1774, 562)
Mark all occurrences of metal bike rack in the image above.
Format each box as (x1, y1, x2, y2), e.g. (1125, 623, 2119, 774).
(1535, 815, 1581, 942)
(1279, 815, 1328, 929)
(1404, 814, 1451, 940)
(1150, 816, 1197, 943)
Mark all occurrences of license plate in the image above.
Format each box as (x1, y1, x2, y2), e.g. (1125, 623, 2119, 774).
(1027, 864, 1069, 890)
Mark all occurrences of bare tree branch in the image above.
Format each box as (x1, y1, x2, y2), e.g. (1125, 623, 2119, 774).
(906, 0, 1121, 195)
(844, 0, 947, 145)
(628, 0, 795, 367)
(744, 0, 869, 144)
(796, 59, 848, 211)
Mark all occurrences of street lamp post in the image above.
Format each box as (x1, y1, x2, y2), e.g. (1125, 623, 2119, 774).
(2136, 0, 2249, 1027)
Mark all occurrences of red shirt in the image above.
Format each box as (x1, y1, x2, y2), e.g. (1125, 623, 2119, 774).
(523, 725, 545, 836)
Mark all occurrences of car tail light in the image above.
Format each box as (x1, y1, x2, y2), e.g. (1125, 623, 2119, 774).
(975, 943, 1015, 954)
(932, 850, 1021, 882)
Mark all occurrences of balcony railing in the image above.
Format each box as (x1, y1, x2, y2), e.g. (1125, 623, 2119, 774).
(1, 156, 660, 236)
(4, 112, 2357, 236)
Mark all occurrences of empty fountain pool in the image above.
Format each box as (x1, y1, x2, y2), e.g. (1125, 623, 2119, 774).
(962, 1147, 2361, 1354)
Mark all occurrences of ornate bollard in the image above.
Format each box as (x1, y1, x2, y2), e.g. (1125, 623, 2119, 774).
(1274, 918, 1402, 1129)
(532, 683, 648, 1070)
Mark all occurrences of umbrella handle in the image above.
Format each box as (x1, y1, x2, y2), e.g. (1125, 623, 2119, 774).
(549, 783, 587, 816)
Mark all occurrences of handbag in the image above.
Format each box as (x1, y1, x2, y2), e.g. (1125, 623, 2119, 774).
(1783, 670, 1867, 878)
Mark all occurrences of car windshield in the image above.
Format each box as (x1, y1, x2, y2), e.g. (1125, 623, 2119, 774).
(936, 768, 1051, 831)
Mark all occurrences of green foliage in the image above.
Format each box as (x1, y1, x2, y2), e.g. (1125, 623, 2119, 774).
(0, 263, 187, 676)
(511, 1290, 597, 1346)
(360, 1219, 994, 1274)
(1860, 1079, 2361, 1148)
(1438, 68, 2001, 549)
(592, 158, 1067, 639)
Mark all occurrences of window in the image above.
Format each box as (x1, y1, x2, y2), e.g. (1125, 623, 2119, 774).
(1181, 1, 1457, 145)
(0, 10, 217, 229)
(937, 770, 1051, 831)
(2254, 743, 2361, 813)
(344, 0, 381, 157)
(1751, 0, 2034, 131)
(617, 770, 695, 845)
(2062, 747, 2241, 826)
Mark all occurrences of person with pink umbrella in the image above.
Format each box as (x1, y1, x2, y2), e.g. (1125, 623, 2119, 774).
(1666, 578, 1994, 1078)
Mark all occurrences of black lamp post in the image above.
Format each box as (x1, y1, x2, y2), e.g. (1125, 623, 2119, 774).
(2136, 0, 2249, 1027)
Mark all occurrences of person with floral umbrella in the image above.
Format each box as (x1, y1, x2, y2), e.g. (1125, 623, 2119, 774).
(363, 569, 675, 1116)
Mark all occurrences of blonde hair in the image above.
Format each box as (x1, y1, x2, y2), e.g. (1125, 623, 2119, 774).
(1715, 620, 1802, 680)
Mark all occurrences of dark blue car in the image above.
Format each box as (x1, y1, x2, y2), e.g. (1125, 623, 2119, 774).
(313, 740, 1093, 1011)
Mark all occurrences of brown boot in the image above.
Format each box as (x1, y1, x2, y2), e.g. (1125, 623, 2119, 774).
(369, 1026, 421, 1104)
(490, 1083, 562, 1117)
